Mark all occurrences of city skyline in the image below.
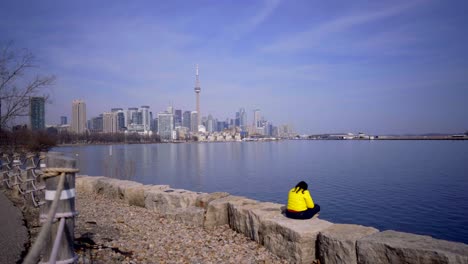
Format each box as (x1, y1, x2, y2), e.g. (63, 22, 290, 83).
(1, 1, 467, 134)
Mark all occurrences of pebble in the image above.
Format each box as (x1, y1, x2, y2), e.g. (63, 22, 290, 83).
(75, 191, 288, 264)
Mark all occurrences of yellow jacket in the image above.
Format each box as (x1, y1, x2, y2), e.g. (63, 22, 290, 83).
(287, 188, 315, 212)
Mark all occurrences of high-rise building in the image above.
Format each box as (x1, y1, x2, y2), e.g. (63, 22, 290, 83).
(89, 115, 103, 133)
(60, 116, 67, 125)
(174, 109, 182, 127)
(239, 108, 247, 131)
(190, 111, 198, 133)
(207, 115, 215, 133)
(253, 109, 261, 128)
(126, 107, 138, 127)
(111, 108, 125, 131)
(182, 111, 191, 130)
(103, 112, 118, 133)
(30, 97, 45, 131)
(151, 118, 158, 132)
(194, 65, 201, 131)
(158, 111, 174, 140)
(140, 106, 150, 132)
(72, 100, 86, 133)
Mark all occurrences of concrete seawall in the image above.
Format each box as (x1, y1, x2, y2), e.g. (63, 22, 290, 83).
(76, 176, 468, 264)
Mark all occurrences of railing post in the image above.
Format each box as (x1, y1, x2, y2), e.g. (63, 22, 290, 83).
(40, 153, 78, 264)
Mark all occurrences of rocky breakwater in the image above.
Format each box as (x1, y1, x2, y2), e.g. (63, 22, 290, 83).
(76, 176, 468, 264)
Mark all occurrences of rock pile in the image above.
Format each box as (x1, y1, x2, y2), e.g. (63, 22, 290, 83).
(76, 176, 468, 264)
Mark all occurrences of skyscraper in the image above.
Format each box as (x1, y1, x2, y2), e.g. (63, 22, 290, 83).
(158, 111, 174, 140)
(111, 108, 125, 131)
(72, 100, 86, 133)
(30, 97, 45, 131)
(174, 109, 182, 127)
(182, 111, 191, 130)
(126, 107, 138, 127)
(253, 109, 261, 128)
(103, 112, 118, 133)
(194, 64, 201, 131)
(190, 111, 198, 133)
(239, 108, 247, 131)
(140, 106, 150, 132)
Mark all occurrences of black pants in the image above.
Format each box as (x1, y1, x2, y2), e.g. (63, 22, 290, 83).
(285, 204, 321, 220)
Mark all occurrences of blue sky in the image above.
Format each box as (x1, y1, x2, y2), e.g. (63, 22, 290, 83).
(1, 0, 467, 134)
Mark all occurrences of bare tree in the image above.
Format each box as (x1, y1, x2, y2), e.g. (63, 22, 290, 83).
(0, 43, 55, 130)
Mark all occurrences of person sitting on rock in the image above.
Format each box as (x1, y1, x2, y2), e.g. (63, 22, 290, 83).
(285, 181, 320, 220)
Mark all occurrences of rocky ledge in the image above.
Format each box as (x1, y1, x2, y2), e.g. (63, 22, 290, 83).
(76, 176, 468, 264)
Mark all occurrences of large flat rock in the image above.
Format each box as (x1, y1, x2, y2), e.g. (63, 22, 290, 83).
(195, 192, 229, 209)
(75, 175, 105, 193)
(260, 215, 333, 264)
(144, 187, 200, 213)
(125, 185, 161, 208)
(94, 177, 142, 200)
(228, 201, 283, 242)
(227, 197, 260, 235)
(318, 224, 378, 264)
(357, 230, 468, 264)
(165, 206, 206, 227)
(204, 195, 246, 228)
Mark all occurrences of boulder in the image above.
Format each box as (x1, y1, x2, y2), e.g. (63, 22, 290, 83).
(357, 230, 468, 264)
(165, 206, 206, 227)
(318, 224, 378, 264)
(195, 192, 229, 209)
(124, 185, 155, 207)
(75, 176, 104, 193)
(227, 198, 260, 235)
(144, 188, 200, 213)
(203, 195, 246, 228)
(260, 215, 333, 264)
(95, 178, 143, 200)
(228, 201, 283, 242)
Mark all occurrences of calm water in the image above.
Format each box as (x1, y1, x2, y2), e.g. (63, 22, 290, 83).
(56, 140, 468, 244)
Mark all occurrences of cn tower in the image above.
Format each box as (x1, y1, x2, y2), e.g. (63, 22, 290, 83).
(194, 64, 201, 129)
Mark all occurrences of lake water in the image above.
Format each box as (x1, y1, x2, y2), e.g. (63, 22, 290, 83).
(56, 140, 468, 244)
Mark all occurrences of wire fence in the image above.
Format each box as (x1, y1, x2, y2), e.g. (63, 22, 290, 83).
(1, 152, 78, 264)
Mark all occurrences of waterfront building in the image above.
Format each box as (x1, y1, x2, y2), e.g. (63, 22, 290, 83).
(207, 115, 215, 133)
(253, 109, 261, 128)
(175, 126, 189, 140)
(151, 118, 158, 132)
(103, 112, 118, 133)
(239, 108, 247, 131)
(158, 111, 174, 140)
(111, 108, 126, 131)
(89, 115, 103, 133)
(60, 116, 67, 125)
(29, 97, 45, 131)
(72, 99, 86, 133)
(194, 64, 201, 129)
(126, 107, 138, 127)
(182, 111, 191, 130)
(140, 106, 151, 132)
(190, 111, 198, 133)
(278, 124, 294, 138)
(174, 109, 182, 127)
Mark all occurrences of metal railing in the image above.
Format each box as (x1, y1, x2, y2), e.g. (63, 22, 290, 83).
(1, 152, 78, 264)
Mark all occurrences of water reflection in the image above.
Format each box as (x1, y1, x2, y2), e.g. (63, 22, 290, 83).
(55, 141, 468, 244)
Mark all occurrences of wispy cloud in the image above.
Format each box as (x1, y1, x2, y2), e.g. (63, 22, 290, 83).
(261, 1, 424, 53)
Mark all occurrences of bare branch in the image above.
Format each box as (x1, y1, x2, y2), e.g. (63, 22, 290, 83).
(0, 43, 55, 129)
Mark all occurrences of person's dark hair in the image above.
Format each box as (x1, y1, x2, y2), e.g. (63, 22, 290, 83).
(294, 181, 308, 194)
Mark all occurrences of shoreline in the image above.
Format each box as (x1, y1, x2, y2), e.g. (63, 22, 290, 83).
(75, 176, 468, 263)
(55, 136, 468, 147)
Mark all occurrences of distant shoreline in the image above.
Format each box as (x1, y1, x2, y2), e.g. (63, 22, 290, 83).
(54, 136, 468, 147)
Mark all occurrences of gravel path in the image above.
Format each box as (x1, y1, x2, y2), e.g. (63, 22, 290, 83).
(76, 191, 288, 264)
